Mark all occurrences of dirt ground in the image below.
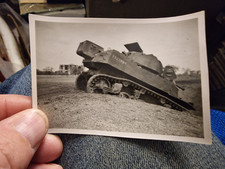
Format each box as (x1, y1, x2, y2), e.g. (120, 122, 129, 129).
(37, 75, 204, 138)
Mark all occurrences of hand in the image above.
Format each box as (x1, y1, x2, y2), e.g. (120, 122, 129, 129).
(0, 95, 63, 169)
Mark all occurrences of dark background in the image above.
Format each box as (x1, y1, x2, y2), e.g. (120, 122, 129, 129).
(1, 0, 225, 110)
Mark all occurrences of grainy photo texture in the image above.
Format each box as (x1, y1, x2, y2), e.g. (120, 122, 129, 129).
(30, 11, 211, 144)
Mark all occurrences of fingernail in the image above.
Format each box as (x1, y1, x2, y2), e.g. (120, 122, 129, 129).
(14, 109, 49, 149)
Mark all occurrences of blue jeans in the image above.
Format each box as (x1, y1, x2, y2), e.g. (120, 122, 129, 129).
(1, 65, 225, 169)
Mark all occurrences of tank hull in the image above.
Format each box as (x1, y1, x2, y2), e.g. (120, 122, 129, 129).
(83, 49, 178, 98)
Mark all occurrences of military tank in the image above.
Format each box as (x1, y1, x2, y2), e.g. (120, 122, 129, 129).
(75, 40, 194, 111)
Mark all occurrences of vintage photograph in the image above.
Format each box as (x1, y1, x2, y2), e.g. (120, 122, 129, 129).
(30, 11, 211, 144)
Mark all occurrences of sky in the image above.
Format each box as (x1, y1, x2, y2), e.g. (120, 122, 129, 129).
(34, 16, 202, 73)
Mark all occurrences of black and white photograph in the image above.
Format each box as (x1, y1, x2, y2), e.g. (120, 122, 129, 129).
(30, 11, 211, 144)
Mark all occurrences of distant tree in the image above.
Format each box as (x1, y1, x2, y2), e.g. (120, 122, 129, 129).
(37, 69, 42, 75)
(41, 67, 54, 75)
(168, 65, 179, 73)
(43, 67, 54, 72)
(183, 68, 191, 75)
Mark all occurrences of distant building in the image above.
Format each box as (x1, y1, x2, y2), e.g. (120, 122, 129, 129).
(59, 64, 84, 75)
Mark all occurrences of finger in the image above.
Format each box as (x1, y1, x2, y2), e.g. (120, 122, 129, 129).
(0, 94, 32, 120)
(32, 134, 63, 163)
(0, 109, 48, 169)
(28, 163, 63, 169)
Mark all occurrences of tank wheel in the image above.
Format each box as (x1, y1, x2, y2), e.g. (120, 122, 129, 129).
(134, 90, 141, 99)
(163, 103, 172, 109)
(160, 98, 173, 109)
(87, 76, 111, 93)
(160, 98, 166, 104)
(122, 81, 130, 87)
(119, 92, 130, 98)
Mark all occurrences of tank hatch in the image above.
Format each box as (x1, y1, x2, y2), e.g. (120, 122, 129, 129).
(124, 42, 143, 53)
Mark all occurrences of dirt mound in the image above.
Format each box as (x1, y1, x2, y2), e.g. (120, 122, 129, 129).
(37, 75, 203, 138)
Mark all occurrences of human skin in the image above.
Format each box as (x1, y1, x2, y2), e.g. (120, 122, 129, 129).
(0, 94, 63, 169)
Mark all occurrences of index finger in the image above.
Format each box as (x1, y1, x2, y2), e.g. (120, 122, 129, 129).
(0, 94, 32, 120)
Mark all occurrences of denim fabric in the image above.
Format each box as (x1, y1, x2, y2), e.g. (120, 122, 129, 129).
(0, 64, 31, 96)
(0, 65, 225, 169)
(211, 109, 225, 144)
(56, 134, 225, 169)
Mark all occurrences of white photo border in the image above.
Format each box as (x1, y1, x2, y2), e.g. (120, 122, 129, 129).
(30, 11, 211, 144)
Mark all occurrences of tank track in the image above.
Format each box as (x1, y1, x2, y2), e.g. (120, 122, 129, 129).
(84, 74, 194, 112)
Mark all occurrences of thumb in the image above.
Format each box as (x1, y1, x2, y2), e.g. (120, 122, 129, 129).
(0, 109, 49, 169)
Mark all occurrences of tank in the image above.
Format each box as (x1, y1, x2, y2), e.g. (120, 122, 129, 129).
(76, 40, 194, 111)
